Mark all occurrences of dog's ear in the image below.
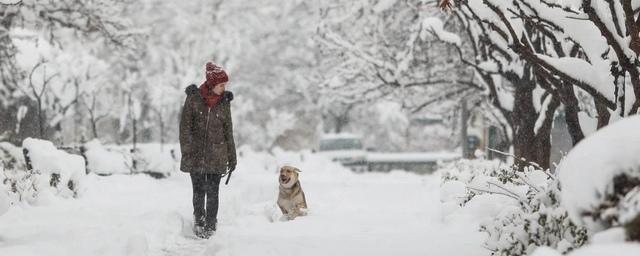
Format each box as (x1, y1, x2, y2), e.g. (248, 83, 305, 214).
(294, 167, 301, 173)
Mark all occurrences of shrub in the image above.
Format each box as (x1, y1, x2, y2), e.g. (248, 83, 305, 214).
(440, 160, 588, 255)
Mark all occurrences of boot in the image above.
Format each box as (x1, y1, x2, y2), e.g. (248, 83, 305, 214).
(204, 221, 217, 238)
(193, 215, 206, 238)
(193, 225, 206, 239)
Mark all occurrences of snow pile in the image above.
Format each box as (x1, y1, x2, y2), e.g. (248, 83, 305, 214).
(531, 243, 640, 256)
(439, 159, 588, 255)
(103, 143, 179, 178)
(439, 179, 469, 218)
(589, 227, 627, 244)
(84, 139, 129, 176)
(133, 143, 179, 176)
(440, 179, 466, 203)
(558, 115, 640, 231)
(22, 138, 86, 198)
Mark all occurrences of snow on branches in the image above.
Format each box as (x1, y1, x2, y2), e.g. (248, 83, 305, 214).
(441, 0, 640, 115)
(428, 0, 640, 169)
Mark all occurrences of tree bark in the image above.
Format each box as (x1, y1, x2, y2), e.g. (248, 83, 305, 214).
(595, 97, 611, 129)
(461, 99, 470, 159)
(533, 96, 559, 170)
(159, 111, 165, 151)
(37, 98, 44, 139)
(511, 81, 538, 169)
(90, 117, 99, 139)
(558, 83, 585, 146)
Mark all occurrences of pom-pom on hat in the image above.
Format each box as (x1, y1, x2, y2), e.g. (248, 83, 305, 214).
(205, 62, 229, 85)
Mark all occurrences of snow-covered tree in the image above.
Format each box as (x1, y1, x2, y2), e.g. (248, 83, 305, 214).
(0, 0, 141, 144)
(316, 0, 472, 151)
(430, 0, 640, 168)
(212, 0, 323, 151)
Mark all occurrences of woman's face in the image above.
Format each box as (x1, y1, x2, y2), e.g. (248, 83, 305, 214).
(213, 82, 226, 95)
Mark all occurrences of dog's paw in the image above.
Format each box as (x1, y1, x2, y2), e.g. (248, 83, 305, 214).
(279, 215, 291, 222)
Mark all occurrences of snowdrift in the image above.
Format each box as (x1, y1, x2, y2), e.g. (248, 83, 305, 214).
(558, 116, 640, 231)
(22, 138, 85, 198)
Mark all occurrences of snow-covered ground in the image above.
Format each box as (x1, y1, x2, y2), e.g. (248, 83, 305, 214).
(0, 150, 484, 256)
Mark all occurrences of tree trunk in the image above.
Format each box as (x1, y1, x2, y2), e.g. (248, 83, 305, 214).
(533, 96, 560, 170)
(334, 115, 347, 133)
(595, 97, 611, 129)
(37, 99, 44, 139)
(159, 113, 165, 151)
(73, 80, 82, 143)
(461, 99, 470, 159)
(91, 117, 99, 139)
(133, 117, 137, 150)
(558, 83, 585, 146)
(512, 83, 538, 169)
(510, 72, 557, 170)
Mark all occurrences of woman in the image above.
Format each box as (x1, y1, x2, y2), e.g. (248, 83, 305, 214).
(179, 62, 237, 238)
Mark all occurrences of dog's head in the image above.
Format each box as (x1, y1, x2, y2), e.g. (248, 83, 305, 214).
(279, 165, 300, 187)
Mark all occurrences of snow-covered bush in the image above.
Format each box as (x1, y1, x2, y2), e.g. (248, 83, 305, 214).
(2, 166, 41, 204)
(558, 116, 640, 241)
(2, 141, 49, 204)
(439, 160, 588, 255)
(1, 140, 86, 204)
(103, 143, 179, 178)
(131, 143, 179, 178)
(84, 139, 129, 176)
(22, 138, 85, 198)
(1, 142, 24, 209)
(0, 142, 25, 170)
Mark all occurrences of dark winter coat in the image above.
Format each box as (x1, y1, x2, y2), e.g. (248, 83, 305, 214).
(179, 84, 236, 174)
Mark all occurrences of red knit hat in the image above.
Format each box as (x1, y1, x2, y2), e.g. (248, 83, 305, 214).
(205, 62, 229, 85)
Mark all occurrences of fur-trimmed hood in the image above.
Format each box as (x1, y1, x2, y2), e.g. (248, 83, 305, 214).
(184, 84, 234, 102)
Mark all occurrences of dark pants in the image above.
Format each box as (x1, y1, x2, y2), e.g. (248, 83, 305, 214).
(190, 173, 222, 231)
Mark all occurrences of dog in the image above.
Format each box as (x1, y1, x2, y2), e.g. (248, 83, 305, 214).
(277, 165, 308, 220)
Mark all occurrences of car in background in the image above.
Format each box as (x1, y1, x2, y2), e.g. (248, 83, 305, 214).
(317, 133, 367, 171)
(365, 151, 459, 174)
(317, 133, 460, 174)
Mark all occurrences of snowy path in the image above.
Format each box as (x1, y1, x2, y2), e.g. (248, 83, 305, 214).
(0, 156, 484, 256)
